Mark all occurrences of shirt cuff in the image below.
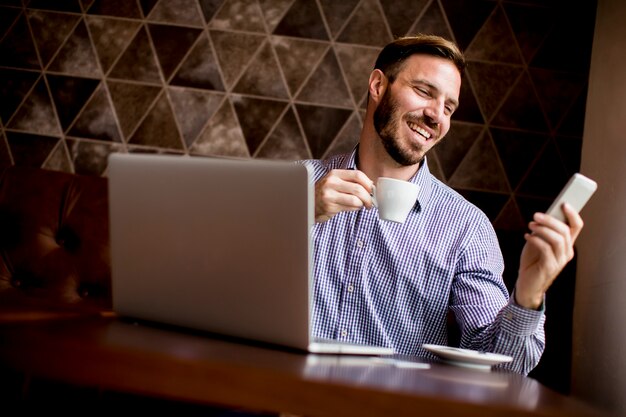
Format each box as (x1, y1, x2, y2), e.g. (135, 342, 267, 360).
(500, 294, 545, 336)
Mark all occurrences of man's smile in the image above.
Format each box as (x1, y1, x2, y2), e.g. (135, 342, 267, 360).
(407, 120, 433, 141)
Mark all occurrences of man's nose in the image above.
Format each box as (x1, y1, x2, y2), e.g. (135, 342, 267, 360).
(423, 101, 444, 125)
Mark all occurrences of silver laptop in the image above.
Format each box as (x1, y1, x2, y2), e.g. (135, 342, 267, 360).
(108, 153, 393, 356)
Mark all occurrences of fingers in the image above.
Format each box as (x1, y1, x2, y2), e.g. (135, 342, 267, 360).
(515, 203, 586, 309)
(314, 169, 374, 223)
(526, 209, 576, 263)
(562, 203, 584, 241)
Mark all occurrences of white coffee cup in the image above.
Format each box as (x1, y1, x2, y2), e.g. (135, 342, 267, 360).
(372, 177, 420, 223)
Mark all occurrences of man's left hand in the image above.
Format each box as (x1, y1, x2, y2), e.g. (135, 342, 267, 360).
(515, 203, 584, 310)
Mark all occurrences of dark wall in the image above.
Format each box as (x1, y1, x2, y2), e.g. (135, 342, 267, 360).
(0, 0, 597, 393)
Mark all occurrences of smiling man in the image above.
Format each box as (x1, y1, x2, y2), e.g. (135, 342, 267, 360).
(301, 35, 583, 375)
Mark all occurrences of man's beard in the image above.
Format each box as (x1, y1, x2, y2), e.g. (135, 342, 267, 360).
(373, 89, 427, 167)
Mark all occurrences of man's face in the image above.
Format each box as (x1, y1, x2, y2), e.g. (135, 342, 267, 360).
(373, 54, 461, 166)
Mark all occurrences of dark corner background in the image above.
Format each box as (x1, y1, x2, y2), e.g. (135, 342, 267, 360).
(0, 0, 597, 393)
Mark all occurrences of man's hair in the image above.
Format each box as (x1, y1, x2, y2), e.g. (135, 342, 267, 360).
(374, 34, 466, 83)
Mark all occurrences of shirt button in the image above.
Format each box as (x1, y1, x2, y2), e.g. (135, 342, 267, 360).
(340, 329, 347, 337)
(505, 312, 514, 320)
(347, 284, 354, 293)
(356, 240, 364, 248)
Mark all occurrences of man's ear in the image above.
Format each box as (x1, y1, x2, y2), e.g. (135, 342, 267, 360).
(368, 69, 387, 103)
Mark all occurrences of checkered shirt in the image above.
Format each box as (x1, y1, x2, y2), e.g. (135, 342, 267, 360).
(301, 150, 546, 375)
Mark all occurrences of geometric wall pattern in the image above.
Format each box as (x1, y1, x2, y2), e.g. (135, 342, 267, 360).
(0, 0, 597, 392)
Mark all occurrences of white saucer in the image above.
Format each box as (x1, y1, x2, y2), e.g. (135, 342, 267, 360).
(422, 344, 513, 370)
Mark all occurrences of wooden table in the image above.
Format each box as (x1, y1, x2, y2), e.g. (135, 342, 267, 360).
(0, 314, 604, 417)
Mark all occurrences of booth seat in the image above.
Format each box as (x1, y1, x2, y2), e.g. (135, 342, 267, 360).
(0, 165, 111, 320)
(0, 165, 273, 416)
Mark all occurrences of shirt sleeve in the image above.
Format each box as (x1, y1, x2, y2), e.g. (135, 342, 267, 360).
(449, 215, 546, 375)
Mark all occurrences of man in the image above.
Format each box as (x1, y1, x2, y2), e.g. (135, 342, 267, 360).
(301, 35, 583, 375)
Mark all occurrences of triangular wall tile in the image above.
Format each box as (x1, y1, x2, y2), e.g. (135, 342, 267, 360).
(334, 44, 380, 105)
(493, 197, 526, 231)
(81, 0, 95, 11)
(323, 111, 361, 158)
(86, 0, 142, 18)
(432, 122, 483, 181)
(0, 6, 20, 41)
(517, 140, 568, 198)
(28, 0, 82, 13)
(190, 99, 249, 157)
(148, 23, 202, 81)
(170, 33, 225, 91)
(168, 87, 224, 147)
(0, 14, 41, 69)
(557, 87, 587, 137)
(47, 74, 100, 132)
(0, 131, 12, 167)
(426, 153, 445, 183)
(108, 26, 161, 83)
(258, 0, 293, 32)
(210, 30, 265, 88)
(529, 68, 586, 132)
(48, 19, 101, 77)
(6, 131, 59, 168)
(233, 41, 289, 99)
(448, 132, 510, 192)
(271, 36, 328, 97)
(296, 49, 352, 107)
(231, 95, 287, 155)
(209, 0, 265, 32)
(295, 104, 352, 159)
(42, 139, 73, 173)
(7, 77, 61, 135)
(457, 189, 509, 222)
(318, 0, 359, 38)
(67, 83, 122, 142)
(491, 72, 549, 133)
(530, 3, 596, 73)
(337, 0, 391, 47)
(490, 127, 548, 190)
(27, 10, 80, 67)
(515, 195, 551, 226)
(440, 0, 496, 50)
(256, 105, 310, 160)
(273, 0, 329, 40)
(503, 3, 554, 65)
(107, 80, 161, 139)
(87, 16, 142, 74)
(129, 93, 184, 150)
(67, 138, 123, 175)
(466, 62, 522, 122)
(139, 0, 159, 17)
(0, 68, 39, 123)
(555, 135, 582, 175)
(453, 76, 484, 124)
(197, 0, 225, 24)
(380, 0, 429, 38)
(409, 0, 453, 40)
(147, 0, 204, 27)
(465, 5, 523, 64)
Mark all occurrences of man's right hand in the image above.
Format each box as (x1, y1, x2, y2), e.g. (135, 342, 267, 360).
(314, 169, 374, 223)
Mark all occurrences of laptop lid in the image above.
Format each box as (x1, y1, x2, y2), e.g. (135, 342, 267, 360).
(108, 153, 313, 351)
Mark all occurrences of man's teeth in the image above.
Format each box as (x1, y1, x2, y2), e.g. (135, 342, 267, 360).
(407, 121, 431, 139)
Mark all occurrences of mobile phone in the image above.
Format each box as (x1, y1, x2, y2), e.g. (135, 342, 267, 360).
(546, 173, 598, 223)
